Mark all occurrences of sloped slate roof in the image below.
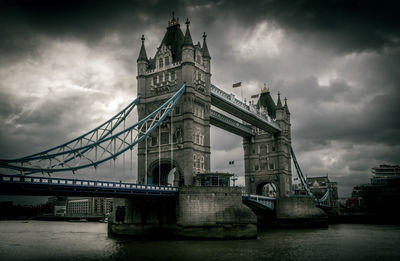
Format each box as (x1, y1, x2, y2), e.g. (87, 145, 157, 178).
(257, 91, 276, 118)
(160, 23, 184, 62)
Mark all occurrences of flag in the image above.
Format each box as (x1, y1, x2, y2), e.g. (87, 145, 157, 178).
(232, 82, 241, 88)
(251, 94, 259, 99)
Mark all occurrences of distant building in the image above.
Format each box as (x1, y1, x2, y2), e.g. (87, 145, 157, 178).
(42, 196, 67, 216)
(345, 164, 400, 218)
(371, 164, 400, 186)
(307, 176, 339, 209)
(67, 198, 113, 217)
(67, 199, 91, 217)
(194, 173, 233, 187)
(91, 198, 113, 216)
(54, 206, 66, 217)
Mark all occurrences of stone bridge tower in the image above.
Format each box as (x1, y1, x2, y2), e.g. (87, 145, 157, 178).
(136, 15, 211, 186)
(243, 86, 292, 197)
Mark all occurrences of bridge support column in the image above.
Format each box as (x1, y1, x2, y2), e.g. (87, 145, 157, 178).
(275, 197, 328, 228)
(176, 187, 257, 239)
(108, 197, 177, 238)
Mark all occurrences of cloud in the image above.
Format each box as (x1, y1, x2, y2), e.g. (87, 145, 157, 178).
(0, 1, 399, 200)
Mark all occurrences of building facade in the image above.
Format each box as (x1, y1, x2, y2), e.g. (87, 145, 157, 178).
(67, 197, 113, 217)
(67, 199, 91, 217)
(136, 14, 211, 186)
(244, 87, 292, 197)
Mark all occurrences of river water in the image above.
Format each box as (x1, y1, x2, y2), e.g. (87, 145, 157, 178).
(0, 221, 399, 261)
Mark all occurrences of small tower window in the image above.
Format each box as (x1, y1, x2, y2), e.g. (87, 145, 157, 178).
(153, 76, 157, 85)
(160, 132, 169, 145)
(171, 71, 175, 81)
(166, 72, 169, 81)
(151, 136, 158, 146)
(165, 57, 170, 66)
(159, 58, 163, 68)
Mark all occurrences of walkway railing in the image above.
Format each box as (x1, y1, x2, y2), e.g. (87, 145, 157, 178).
(242, 194, 275, 210)
(211, 84, 280, 132)
(0, 174, 178, 194)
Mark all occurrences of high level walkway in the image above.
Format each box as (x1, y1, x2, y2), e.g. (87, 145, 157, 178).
(210, 84, 281, 134)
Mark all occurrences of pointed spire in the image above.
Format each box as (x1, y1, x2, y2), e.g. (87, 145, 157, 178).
(137, 35, 148, 62)
(168, 11, 179, 27)
(276, 91, 283, 108)
(284, 97, 290, 114)
(202, 32, 211, 59)
(182, 18, 194, 47)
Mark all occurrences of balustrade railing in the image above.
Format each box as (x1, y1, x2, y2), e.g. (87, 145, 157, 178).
(211, 84, 279, 129)
(0, 174, 178, 192)
(242, 193, 275, 210)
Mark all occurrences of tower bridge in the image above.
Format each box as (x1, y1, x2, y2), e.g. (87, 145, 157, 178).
(0, 14, 329, 238)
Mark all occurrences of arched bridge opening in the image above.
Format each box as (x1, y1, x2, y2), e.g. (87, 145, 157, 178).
(147, 159, 183, 187)
(256, 182, 278, 198)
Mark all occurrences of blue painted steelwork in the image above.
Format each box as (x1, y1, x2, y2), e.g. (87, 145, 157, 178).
(242, 194, 275, 210)
(0, 84, 186, 174)
(0, 174, 178, 197)
(290, 146, 332, 208)
(290, 146, 314, 197)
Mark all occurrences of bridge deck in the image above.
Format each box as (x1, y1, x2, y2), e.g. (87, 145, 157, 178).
(0, 174, 178, 198)
(210, 109, 255, 137)
(242, 194, 275, 210)
(211, 84, 281, 134)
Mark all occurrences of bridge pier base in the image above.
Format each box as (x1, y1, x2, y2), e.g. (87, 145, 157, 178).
(108, 197, 177, 238)
(176, 187, 257, 239)
(274, 197, 328, 228)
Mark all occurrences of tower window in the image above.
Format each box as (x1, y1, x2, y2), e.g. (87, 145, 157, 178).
(166, 72, 169, 81)
(165, 57, 170, 66)
(159, 58, 163, 68)
(171, 71, 175, 81)
(151, 136, 158, 146)
(153, 76, 157, 85)
(160, 132, 169, 145)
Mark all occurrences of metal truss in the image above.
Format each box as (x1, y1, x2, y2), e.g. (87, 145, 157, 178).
(290, 146, 332, 206)
(0, 84, 186, 175)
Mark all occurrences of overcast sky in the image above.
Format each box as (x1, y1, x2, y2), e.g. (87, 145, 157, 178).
(1, 0, 399, 202)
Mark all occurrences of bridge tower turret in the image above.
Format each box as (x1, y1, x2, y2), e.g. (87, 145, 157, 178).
(137, 35, 148, 97)
(243, 85, 292, 197)
(136, 14, 211, 186)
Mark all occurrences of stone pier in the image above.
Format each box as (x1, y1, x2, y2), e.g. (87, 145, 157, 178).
(275, 197, 328, 227)
(108, 187, 257, 239)
(176, 187, 257, 239)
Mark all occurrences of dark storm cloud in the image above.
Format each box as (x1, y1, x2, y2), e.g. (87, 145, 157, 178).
(0, 0, 399, 199)
(201, 0, 400, 54)
(2, 0, 399, 58)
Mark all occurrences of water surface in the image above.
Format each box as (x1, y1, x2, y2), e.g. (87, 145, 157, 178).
(0, 221, 399, 261)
